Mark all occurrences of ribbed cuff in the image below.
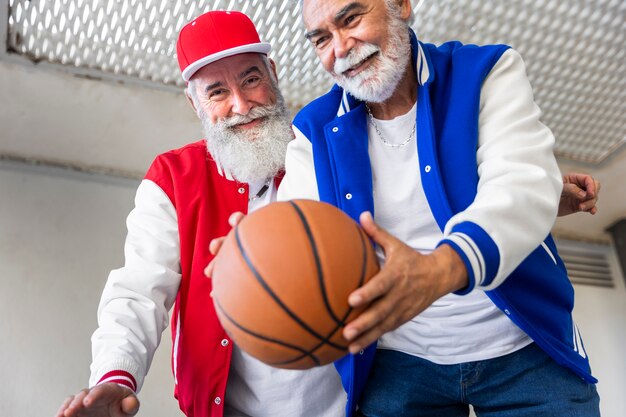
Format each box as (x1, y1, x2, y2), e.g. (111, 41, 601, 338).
(438, 238, 475, 295)
(446, 222, 500, 288)
(97, 370, 137, 392)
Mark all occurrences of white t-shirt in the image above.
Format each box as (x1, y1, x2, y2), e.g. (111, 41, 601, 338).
(368, 103, 532, 364)
(224, 346, 345, 417)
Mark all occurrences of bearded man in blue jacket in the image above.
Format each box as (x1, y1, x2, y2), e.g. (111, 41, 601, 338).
(277, 0, 602, 415)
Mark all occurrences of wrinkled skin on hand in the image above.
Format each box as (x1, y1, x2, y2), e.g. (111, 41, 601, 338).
(55, 383, 139, 417)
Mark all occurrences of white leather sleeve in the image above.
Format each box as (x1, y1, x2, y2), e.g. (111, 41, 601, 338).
(89, 179, 181, 392)
(443, 48, 562, 290)
(277, 125, 320, 202)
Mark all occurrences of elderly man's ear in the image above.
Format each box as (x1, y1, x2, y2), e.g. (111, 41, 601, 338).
(399, 0, 412, 20)
(185, 85, 198, 115)
(268, 58, 278, 82)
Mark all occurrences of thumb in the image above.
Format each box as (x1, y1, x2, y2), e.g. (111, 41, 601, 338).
(359, 211, 395, 248)
(562, 182, 586, 199)
(228, 211, 246, 227)
(209, 236, 225, 256)
(121, 395, 140, 415)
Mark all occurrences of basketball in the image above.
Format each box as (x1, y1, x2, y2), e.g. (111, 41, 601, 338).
(211, 199, 379, 370)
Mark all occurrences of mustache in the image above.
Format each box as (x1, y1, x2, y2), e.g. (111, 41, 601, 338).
(218, 104, 281, 129)
(333, 43, 380, 75)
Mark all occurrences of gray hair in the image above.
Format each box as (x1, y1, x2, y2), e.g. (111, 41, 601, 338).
(295, 0, 415, 26)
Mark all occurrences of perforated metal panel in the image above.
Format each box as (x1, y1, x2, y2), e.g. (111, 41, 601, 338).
(6, 0, 625, 163)
(413, 0, 626, 164)
(556, 239, 616, 287)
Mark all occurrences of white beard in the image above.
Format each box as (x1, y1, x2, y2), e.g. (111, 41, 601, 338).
(332, 16, 411, 103)
(201, 95, 293, 184)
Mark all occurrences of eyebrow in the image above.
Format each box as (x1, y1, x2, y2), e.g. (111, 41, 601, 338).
(239, 65, 263, 79)
(335, 2, 364, 22)
(205, 81, 223, 92)
(204, 65, 263, 93)
(304, 2, 365, 40)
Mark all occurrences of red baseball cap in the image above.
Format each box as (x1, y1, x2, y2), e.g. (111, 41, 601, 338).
(176, 11, 272, 82)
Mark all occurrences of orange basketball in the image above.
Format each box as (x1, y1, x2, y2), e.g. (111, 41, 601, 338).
(211, 199, 379, 370)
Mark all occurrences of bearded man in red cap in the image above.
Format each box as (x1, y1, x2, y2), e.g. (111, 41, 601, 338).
(55, 10, 347, 417)
(56, 8, 600, 417)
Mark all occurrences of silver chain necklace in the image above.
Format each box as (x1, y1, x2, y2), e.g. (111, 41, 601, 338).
(248, 179, 271, 202)
(365, 104, 416, 148)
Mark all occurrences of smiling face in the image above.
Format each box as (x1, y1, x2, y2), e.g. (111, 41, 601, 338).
(302, 0, 413, 103)
(186, 53, 294, 183)
(188, 53, 278, 127)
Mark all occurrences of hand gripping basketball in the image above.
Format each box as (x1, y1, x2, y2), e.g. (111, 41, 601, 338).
(211, 199, 379, 369)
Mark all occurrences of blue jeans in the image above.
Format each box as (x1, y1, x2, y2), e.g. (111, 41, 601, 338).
(357, 343, 600, 417)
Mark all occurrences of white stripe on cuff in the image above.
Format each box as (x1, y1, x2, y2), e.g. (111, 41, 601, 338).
(445, 232, 486, 287)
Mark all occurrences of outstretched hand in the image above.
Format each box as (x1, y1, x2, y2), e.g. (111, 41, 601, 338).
(55, 383, 139, 417)
(204, 211, 246, 278)
(342, 212, 468, 354)
(559, 173, 601, 216)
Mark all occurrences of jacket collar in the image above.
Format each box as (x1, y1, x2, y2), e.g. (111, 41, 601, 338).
(336, 28, 433, 118)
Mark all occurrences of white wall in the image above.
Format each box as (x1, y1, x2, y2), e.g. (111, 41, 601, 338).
(0, 162, 184, 417)
(555, 149, 626, 243)
(572, 251, 626, 417)
(0, 59, 196, 177)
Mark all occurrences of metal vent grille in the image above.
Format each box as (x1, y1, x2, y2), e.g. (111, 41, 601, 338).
(556, 239, 615, 288)
(5, 0, 626, 164)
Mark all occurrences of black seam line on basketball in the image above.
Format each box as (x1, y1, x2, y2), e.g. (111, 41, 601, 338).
(342, 224, 367, 323)
(299, 328, 347, 360)
(332, 225, 369, 325)
(214, 297, 321, 366)
(288, 200, 343, 326)
(271, 354, 320, 368)
(332, 225, 368, 335)
(356, 225, 369, 288)
(234, 225, 346, 351)
(275, 326, 347, 366)
(282, 223, 373, 361)
(279, 327, 348, 366)
(319, 227, 369, 343)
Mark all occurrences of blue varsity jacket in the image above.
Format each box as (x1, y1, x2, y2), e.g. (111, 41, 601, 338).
(290, 30, 596, 416)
